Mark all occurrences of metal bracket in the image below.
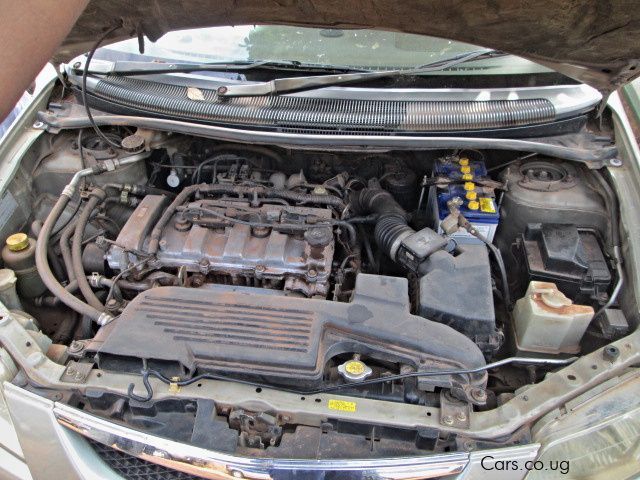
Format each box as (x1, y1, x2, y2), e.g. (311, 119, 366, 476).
(440, 391, 471, 429)
(60, 361, 93, 384)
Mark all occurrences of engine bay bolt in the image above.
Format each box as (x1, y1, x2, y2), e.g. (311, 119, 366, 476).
(307, 268, 318, 279)
(456, 411, 467, 422)
(442, 415, 454, 426)
(191, 274, 205, 287)
(255, 264, 266, 273)
(610, 158, 623, 167)
(251, 226, 271, 238)
(68, 341, 84, 354)
(174, 216, 191, 232)
(603, 345, 620, 362)
(198, 258, 210, 274)
(158, 239, 167, 250)
(470, 388, 487, 402)
(106, 298, 120, 311)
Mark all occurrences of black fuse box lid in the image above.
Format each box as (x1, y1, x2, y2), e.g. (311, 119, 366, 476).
(521, 223, 611, 304)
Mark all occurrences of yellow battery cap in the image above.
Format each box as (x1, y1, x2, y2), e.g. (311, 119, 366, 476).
(460, 165, 471, 174)
(467, 200, 480, 210)
(6, 233, 29, 252)
(466, 191, 477, 200)
(459, 157, 470, 166)
(463, 181, 476, 191)
(462, 173, 473, 181)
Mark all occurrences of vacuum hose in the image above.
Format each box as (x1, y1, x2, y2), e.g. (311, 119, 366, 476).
(71, 188, 106, 311)
(35, 151, 150, 326)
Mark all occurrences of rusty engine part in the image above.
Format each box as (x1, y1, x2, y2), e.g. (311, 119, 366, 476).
(107, 184, 340, 297)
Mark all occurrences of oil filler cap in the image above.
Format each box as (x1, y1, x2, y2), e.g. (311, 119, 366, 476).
(6, 233, 29, 252)
(338, 358, 373, 382)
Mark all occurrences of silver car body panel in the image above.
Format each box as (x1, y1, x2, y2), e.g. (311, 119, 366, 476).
(0, 70, 639, 479)
(3, 383, 539, 480)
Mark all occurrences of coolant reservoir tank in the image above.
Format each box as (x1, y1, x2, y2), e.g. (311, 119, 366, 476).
(514, 281, 594, 354)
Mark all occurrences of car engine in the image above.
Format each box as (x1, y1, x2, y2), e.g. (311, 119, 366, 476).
(0, 126, 625, 455)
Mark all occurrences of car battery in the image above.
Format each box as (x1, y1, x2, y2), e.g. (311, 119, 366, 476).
(429, 156, 500, 244)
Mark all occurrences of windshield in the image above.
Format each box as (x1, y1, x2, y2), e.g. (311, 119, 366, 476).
(98, 25, 551, 75)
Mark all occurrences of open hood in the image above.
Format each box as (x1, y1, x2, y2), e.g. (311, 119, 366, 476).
(57, 0, 640, 94)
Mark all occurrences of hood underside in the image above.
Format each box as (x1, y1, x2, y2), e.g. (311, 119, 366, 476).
(58, 0, 640, 93)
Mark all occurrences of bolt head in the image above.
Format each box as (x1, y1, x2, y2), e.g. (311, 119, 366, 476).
(610, 158, 623, 167)
(442, 415, 454, 426)
(603, 345, 620, 362)
(471, 388, 487, 402)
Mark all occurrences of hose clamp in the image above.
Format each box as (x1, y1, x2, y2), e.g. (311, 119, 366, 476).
(97, 312, 115, 326)
(89, 272, 102, 288)
(61, 185, 75, 198)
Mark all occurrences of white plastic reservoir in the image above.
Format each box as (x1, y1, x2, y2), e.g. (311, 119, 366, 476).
(514, 281, 594, 354)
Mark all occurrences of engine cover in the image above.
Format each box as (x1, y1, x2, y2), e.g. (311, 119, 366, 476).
(93, 274, 487, 402)
(107, 195, 334, 296)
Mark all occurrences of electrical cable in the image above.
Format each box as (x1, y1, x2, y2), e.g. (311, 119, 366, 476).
(81, 23, 123, 150)
(127, 356, 576, 402)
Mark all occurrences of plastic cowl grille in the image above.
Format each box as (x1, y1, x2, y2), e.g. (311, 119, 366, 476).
(92, 77, 556, 133)
(88, 439, 205, 480)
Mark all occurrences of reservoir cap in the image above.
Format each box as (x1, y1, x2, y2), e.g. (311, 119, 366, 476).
(6, 233, 29, 252)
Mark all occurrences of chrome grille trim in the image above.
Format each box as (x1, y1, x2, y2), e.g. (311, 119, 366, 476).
(92, 77, 556, 133)
(56, 403, 469, 480)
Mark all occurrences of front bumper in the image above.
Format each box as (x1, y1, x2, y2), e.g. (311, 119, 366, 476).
(2, 383, 539, 480)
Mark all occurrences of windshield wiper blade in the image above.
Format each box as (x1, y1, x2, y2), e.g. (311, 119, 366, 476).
(82, 59, 369, 76)
(217, 50, 507, 97)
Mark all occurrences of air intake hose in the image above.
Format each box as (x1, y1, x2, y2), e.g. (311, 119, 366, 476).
(350, 187, 447, 270)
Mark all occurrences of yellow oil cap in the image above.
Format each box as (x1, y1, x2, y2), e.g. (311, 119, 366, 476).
(459, 157, 470, 166)
(466, 191, 477, 200)
(463, 181, 476, 191)
(462, 173, 473, 181)
(468, 200, 480, 210)
(6, 233, 29, 252)
(460, 165, 471, 174)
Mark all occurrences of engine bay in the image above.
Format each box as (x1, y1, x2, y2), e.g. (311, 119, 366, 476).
(0, 126, 629, 456)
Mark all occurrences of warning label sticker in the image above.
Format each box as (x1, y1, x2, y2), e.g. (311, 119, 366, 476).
(327, 399, 357, 412)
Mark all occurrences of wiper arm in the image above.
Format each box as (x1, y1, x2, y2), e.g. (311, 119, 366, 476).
(217, 50, 506, 97)
(81, 59, 369, 76)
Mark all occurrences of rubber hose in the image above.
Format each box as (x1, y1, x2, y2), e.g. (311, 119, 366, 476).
(374, 214, 414, 259)
(35, 195, 104, 321)
(72, 189, 106, 311)
(59, 218, 78, 282)
(350, 188, 413, 260)
(148, 184, 200, 254)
